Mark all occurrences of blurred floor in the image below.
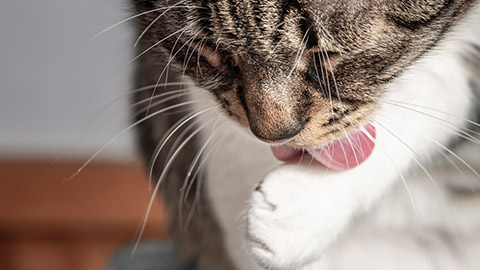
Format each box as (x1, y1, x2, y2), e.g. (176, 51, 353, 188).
(0, 161, 169, 270)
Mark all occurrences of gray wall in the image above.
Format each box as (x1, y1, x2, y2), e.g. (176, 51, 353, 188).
(0, 0, 137, 161)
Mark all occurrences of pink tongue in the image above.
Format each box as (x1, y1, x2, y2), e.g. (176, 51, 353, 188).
(271, 124, 376, 171)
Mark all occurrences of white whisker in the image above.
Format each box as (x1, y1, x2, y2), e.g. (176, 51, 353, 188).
(148, 107, 216, 184)
(133, 119, 214, 256)
(352, 119, 434, 270)
(377, 98, 480, 139)
(134, 0, 195, 46)
(376, 113, 480, 191)
(288, 29, 310, 78)
(145, 24, 205, 115)
(88, 7, 172, 43)
(66, 100, 200, 181)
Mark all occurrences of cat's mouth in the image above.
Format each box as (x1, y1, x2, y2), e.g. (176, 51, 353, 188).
(270, 123, 376, 170)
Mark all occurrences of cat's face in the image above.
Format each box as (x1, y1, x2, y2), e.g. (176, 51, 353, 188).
(135, 0, 473, 148)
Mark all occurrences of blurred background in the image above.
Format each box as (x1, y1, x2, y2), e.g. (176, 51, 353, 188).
(0, 0, 170, 269)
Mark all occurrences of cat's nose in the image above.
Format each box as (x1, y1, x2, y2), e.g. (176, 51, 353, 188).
(249, 120, 304, 142)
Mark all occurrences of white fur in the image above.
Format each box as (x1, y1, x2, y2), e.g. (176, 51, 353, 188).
(193, 3, 480, 270)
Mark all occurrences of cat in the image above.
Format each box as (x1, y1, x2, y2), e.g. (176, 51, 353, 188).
(131, 0, 480, 269)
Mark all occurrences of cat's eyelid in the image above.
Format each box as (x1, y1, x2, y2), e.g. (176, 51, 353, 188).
(200, 46, 223, 68)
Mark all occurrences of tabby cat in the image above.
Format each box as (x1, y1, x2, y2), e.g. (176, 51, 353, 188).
(131, 0, 480, 269)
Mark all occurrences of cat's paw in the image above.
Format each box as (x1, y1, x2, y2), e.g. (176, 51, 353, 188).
(246, 164, 353, 270)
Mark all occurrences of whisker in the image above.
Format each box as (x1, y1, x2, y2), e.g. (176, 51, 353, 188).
(162, 26, 206, 90)
(184, 117, 224, 199)
(181, 120, 225, 230)
(378, 105, 480, 146)
(134, 0, 199, 46)
(311, 52, 327, 102)
(196, 37, 209, 76)
(377, 98, 480, 138)
(351, 119, 434, 270)
(132, 94, 200, 125)
(54, 86, 192, 164)
(378, 98, 480, 129)
(133, 118, 214, 255)
(145, 26, 206, 116)
(91, 19, 203, 97)
(335, 128, 352, 169)
(376, 114, 480, 191)
(135, 18, 203, 64)
(183, 32, 208, 76)
(133, 89, 193, 113)
(323, 48, 342, 104)
(165, 115, 204, 161)
(66, 100, 200, 181)
(87, 7, 174, 43)
(341, 127, 361, 168)
(147, 107, 216, 184)
(288, 29, 310, 78)
(318, 49, 335, 114)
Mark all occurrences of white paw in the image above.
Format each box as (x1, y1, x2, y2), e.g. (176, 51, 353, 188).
(246, 164, 356, 270)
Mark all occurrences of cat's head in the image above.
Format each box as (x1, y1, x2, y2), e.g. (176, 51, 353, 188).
(135, 0, 472, 149)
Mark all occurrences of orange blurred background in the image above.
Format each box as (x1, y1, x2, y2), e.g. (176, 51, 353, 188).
(0, 161, 169, 270)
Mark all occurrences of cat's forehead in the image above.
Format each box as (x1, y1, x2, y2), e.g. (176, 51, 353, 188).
(201, 0, 452, 54)
(205, 0, 374, 55)
(307, 0, 375, 25)
(308, 0, 371, 14)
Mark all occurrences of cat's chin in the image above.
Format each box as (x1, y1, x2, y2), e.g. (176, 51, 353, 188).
(271, 123, 376, 171)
